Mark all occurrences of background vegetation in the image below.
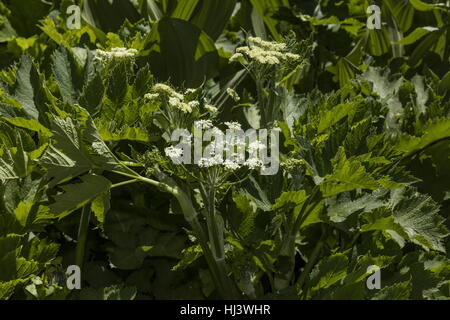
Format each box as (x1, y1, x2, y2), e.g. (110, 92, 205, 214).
(1, 0, 450, 300)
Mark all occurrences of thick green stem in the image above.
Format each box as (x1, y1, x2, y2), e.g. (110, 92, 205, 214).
(111, 179, 140, 189)
(201, 184, 238, 299)
(296, 230, 326, 296)
(274, 187, 321, 290)
(75, 205, 91, 268)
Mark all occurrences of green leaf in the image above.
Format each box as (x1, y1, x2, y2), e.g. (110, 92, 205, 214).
(140, 0, 163, 22)
(91, 190, 111, 225)
(172, 245, 203, 271)
(13, 201, 33, 227)
(327, 191, 386, 223)
(318, 102, 358, 133)
(105, 62, 128, 105)
(409, 29, 444, 66)
(6, 0, 51, 37)
(389, 188, 448, 252)
(0, 151, 18, 180)
(43, 116, 92, 184)
(249, 0, 289, 41)
(0, 15, 17, 43)
(272, 190, 307, 210)
(13, 55, 47, 121)
(171, 0, 200, 20)
(372, 281, 411, 300)
(234, 193, 259, 238)
(83, 0, 140, 32)
(78, 285, 137, 300)
(109, 246, 153, 270)
(309, 253, 348, 292)
(394, 27, 438, 45)
(82, 116, 125, 172)
(321, 148, 382, 197)
(392, 0, 415, 32)
(144, 17, 219, 88)
(361, 188, 448, 252)
(367, 29, 391, 56)
(395, 118, 450, 157)
(0, 280, 21, 300)
(437, 71, 450, 95)
(190, 0, 237, 41)
(52, 46, 82, 105)
(1, 118, 52, 137)
(24, 237, 59, 263)
(48, 174, 112, 217)
(409, 0, 446, 11)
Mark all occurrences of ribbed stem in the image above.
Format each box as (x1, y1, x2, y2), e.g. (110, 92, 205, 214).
(75, 205, 91, 268)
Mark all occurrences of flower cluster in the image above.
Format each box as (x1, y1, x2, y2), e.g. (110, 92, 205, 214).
(145, 83, 200, 114)
(164, 121, 269, 172)
(226, 88, 240, 102)
(230, 37, 300, 65)
(95, 47, 138, 61)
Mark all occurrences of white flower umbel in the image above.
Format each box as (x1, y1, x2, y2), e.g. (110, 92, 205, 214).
(224, 121, 242, 131)
(198, 155, 224, 168)
(231, 37, 300, 66)
(245, 157, 264, 170)
(194, 120, 214, 130)
(229, 53, 244, 62)
(144, 93, 159, 100)
(205, 104, 218, 113)
(165, 146, 183, 160)
(95, 47, 138, 61)
(152, 83, 185, 100)
(226, 88, 240, 102)
(185, 88, 197, 94)
(248, 140, 267, 152)
(166, 125, 280, 175)
(149, 83, 199, 113)
(223, 159, 241, 171)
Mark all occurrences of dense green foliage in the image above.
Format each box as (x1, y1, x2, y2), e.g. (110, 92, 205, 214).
(1, 0, 450, 300)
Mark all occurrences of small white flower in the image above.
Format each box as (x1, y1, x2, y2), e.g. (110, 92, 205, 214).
(205, 104, 218, 113)
(169, 97, 181, 107)
(223, 159, 241, 170)
(188, 101, 200, 108)
(185, 88, 197, 94)
(234, 37, 300, 66)
(285, 53, 301, 60)
(179, 131, 192, 144)
(245, 158, 264, 170)
(229, 53, 244, 62)
(144, 93, 159, 100)
(226, 88, 240, 102)
(248, 140, 267, 152)
(177, 102, 193, 113)
(165, 146, 183, 159)
(198, 155, 223, 168)
(152, 83, 173, 93)
(152, 83, 185, 100)
(95, 47, 138, 61)
(263, 56, 280, 65)
(210, 127, 224, 136)
(248, 37, 287, 51)
(194, 120, 214, 129)
(225, 121, 242, 131)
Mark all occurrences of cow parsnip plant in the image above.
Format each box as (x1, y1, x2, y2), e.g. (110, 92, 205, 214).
(0, 0, 450, 300)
